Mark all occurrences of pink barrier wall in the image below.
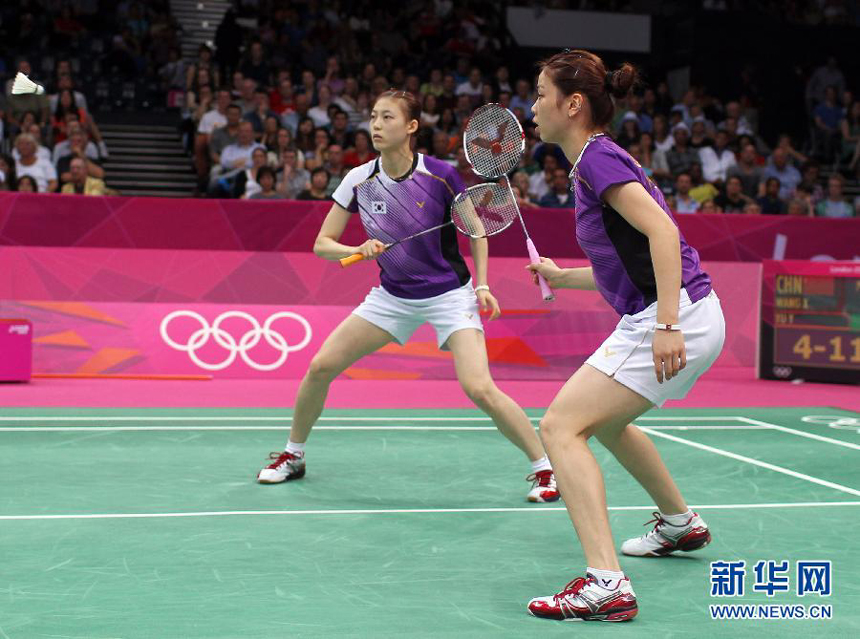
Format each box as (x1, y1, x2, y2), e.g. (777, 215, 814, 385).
(0, 246, 759, 379)
(0, 192, 857, 261)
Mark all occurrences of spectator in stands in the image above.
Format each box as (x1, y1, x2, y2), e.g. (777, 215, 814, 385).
(688, 119, 712, 150)
(194, 88, 231, 179)
(270, 76, 295, 117)
(510, 170, 536, 206)
(214, 10, 242, 79)
(211, 121, 264, 195)
(329, 110, 354, 149)
(420, 68, 445, 97)
(762, 148, 802, 200)
(308, 84, 334, 128)
(757, 178, 786, 214)
(773, 133, 809, 167)
(236, 78, 257, 114)
(208, 104, 242, 175)
(16, 175, 38, 192)
(722, 101, 754, 136)
(245, 89, 277, 136)
(688, 162, 719, 205)
(248, 166, 282, 199)
(259, 116, 282, 152)
(455, 67, 483, 105)
(727, 144, 764, 198)
(432, 130, 454, 164)
(51, 89, 88, 143)
(699, 130, 737, 185)
(343, 130, 375, 169)
(56, 130, 105, 187)
(320, 56, 345, 96)
(240, 41, 271, 89)
(49, 74, 89, 115)
(52, 121, 99, 163)
(538, 169, 573, 208)
(714, 176, 752, 213)
(239, 147, 269, 198)
(186, 44, 220, 93)
(304, 128, 332, 170)
(0, 155, 14, 190)
(322, 144, 347, 195)
(815, 174, 854, 218)
(421, 94, 440, 128)
(673, 173, 699, 213)
(510, 79, 534, 119)
(615, 112, 641, 150)
(61, 157, 107, 196)
(297, 167, 330, 200)
(787, 197, 813, 217)
(15, 133, 57, 193)
(840, 101, 860, 166)
(266, 127, 294, 165)
(813, 86, 844, 162)
(652, 114, 673, 154)
(699, 199, 718, 214)
(529, 154, 559, 202)
(630, 138, 654, 178)
(743, 202, 762, 215)
(13, 124, 51, 164)
(276, 148, 310, 199)
(654, 123, 698, 184)
(798, 162, 825, 206)
(805, 56, 845, 111)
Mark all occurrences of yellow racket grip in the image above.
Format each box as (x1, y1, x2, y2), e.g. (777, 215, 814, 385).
(339, 253, 367, 268)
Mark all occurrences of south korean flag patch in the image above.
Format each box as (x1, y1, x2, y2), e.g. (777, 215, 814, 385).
(370, 200, 387, 215)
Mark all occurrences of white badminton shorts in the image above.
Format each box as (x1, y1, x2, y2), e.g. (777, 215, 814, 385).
(353, 281, 484, 350)
(586, 289, 725, 407)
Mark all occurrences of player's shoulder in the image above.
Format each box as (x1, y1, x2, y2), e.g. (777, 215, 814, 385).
(418, 153, 456, 179)
(341, 158, 379, 189)
(582, 136, 639, 171)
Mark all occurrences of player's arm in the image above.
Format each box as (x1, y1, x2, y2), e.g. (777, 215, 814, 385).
(527, 260, 596, 290)
(469, 236, 501, 319)
(314, 202, 383, 261)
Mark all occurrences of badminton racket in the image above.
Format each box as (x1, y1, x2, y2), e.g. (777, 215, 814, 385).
(464, 103, 554, 301)
(339, 182, 519, 267)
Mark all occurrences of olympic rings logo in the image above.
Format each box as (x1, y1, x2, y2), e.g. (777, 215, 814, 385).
(801, 415, 860, 432)
(772, 366, 793, 379)
(160, 310, 312, 371)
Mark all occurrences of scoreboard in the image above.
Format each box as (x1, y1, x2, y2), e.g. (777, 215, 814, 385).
(759, 260, 860, 384)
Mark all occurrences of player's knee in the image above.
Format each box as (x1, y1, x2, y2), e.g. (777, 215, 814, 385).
(306, 355, 340, 382)
(461, 379, 496, 406)
(539, 413, 589, 447)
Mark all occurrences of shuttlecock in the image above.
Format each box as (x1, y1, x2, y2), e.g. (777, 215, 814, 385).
(11, 72, 45, 95)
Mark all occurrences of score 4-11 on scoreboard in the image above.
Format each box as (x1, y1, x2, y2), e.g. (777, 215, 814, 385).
(759, 260, 860, 384)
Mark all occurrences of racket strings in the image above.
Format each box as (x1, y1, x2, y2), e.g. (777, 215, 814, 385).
(464, 104, 524, 179)
(451, 183, 519, 238)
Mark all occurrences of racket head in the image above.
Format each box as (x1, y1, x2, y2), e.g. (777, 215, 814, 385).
(463, 103, 525, 179)
(451, 182, 519, 239)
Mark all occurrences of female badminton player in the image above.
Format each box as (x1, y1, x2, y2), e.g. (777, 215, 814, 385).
(257, 90, 559, 503)
(524, 50, 725, 622)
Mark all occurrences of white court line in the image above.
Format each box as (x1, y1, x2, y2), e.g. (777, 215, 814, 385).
(0, 425, 766, 433)
(0, 415, 745, 422)
(736, 416, 860, 452)
(1, 501, 857, 522)
(640, 427, 860, 497)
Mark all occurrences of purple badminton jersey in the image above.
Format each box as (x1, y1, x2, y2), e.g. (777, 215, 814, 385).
(333, 154, 471, 300)
(570, 135, 712, 316)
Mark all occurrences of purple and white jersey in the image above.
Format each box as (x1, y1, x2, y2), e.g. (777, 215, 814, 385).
(571, 135, 712, 316)
(332, 153, 471, 300)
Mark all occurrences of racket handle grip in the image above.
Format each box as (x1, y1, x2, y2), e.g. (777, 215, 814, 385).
(526, 239, 555, 302)
(340, 253, 366, 268)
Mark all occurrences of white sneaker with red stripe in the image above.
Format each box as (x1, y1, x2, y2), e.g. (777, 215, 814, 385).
(621, 511, 711, 557)
(527, 573, 638, 622)
(257, 451, 306, 484)
(526, 470, 560, 502)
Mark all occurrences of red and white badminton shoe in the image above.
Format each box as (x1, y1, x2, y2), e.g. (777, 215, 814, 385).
(257, 451, 306, 484)
(527, 573, 638, 622)
(526, 469, 560, 502)
(621, 511, 711, 557)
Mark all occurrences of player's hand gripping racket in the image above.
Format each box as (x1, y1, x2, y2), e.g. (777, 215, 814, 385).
(339, 182, 519, 267)
(464, 103, 554, 301)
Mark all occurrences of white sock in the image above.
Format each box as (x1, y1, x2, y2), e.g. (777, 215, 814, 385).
(530, 455, 552, 473)
(285, 440, 305, 455)
(587, 567, 626, 590)
(660, 509, 693, 527)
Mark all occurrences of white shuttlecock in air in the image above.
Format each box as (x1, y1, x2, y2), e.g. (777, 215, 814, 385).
(11, 72, 45, 95)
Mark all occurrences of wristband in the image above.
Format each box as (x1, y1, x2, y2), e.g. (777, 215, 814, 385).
(474, 285, 490, 293)
(655, 323, 681, 331)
